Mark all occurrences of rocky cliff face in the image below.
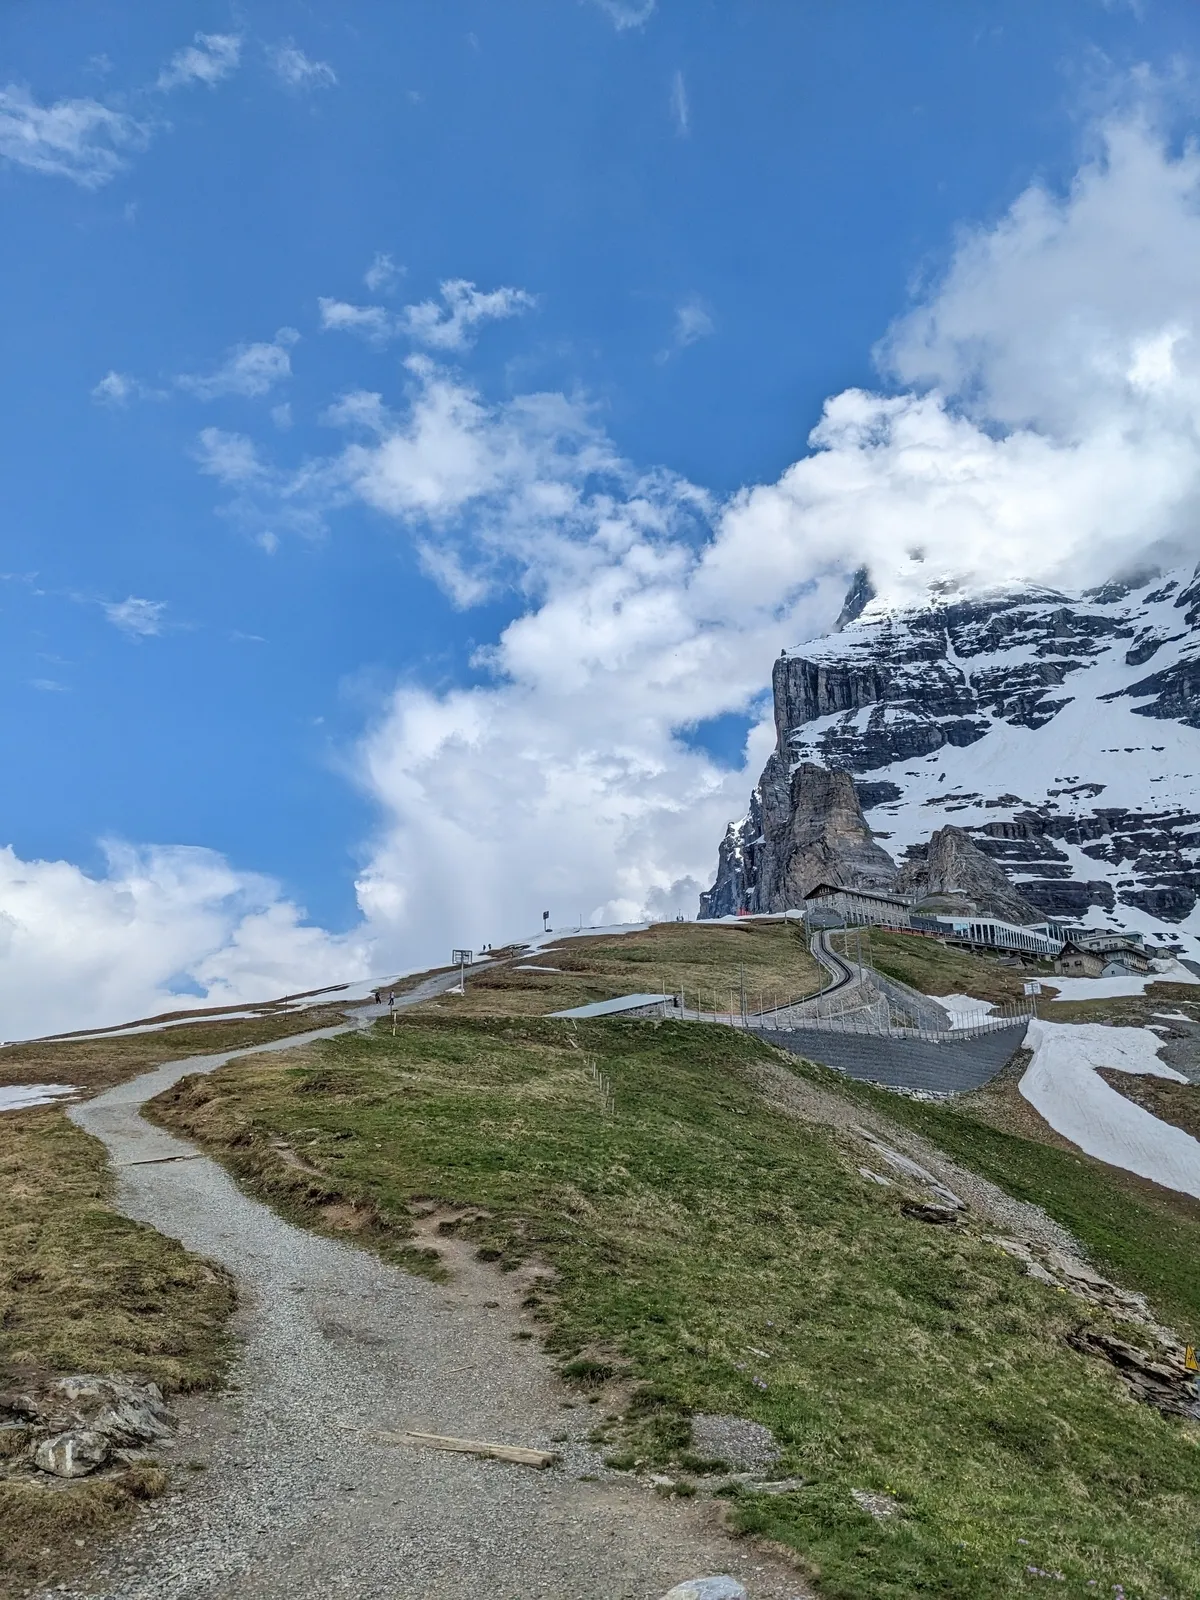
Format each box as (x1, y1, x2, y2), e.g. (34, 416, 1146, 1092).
(895, 825, 1043, 925)
(701, 564, 1200, 954)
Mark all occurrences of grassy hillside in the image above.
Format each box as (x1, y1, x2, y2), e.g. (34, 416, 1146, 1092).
(0, 1002, 354, 1094)
(149, 1013, 1200, 1600)
(415, 917, 821, 1020)
(866, 930, 1054, 1004)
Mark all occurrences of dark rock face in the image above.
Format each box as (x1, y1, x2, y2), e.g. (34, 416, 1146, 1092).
(701, 565, 1200, 933)
(699, 764, 896, 917)
(1104, 658, 1200, 728)
(896, 826, 1043, 924)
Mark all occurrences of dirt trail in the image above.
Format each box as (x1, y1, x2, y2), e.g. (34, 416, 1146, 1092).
(55, 975, 807, 1600)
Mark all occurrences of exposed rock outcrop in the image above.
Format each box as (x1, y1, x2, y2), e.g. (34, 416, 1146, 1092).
(698, 764, 896, 917)
(896, 825, 1043, 924)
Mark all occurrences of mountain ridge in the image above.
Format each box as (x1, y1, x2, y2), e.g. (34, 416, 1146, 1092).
(701, 563, 1200, 952)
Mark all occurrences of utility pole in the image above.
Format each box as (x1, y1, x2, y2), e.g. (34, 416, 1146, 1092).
(740, 962, 746, 1024)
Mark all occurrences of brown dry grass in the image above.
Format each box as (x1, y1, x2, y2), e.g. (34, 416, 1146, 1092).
(0, 1106, 235, 1598)
(0, 1003, 353, 1095)
(412, 918, 820, 1020)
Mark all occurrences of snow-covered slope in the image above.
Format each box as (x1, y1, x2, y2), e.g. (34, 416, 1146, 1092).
(702, 564, 1200, 955)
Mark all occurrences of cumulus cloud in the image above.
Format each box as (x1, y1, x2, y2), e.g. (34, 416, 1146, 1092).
(364, 252, 402, 293)
(403, 279, 537, 350)
(92, 370, 137, 405)
(590, 0, 657, 30)
(0, 843, 370, 1041)
(194, 427, 266, 484)
(319, 281, 534, 353)
(104, 596, 166, 638)
(657, 295, 713, 362)
(154, 103, 1200, 986)
(327, 111, 1200, 963)
(177, 328, 299, 400)
(267, 41, 337, 91)
(156, 32, 242, 93)
(0, 86, 147, 187)
(318, 297, 396, 345)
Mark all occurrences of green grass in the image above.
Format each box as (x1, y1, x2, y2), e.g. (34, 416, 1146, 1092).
(149, 1014, 1200, 1600)
(806, 1059, 1200, 1342)
(867, 930, 1055, 1005)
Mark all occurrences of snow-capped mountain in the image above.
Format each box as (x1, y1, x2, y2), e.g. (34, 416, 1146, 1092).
(701, 563, 1200, 954)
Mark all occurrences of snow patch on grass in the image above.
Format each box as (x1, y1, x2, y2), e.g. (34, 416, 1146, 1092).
(1020, 1019, 1200, 1199)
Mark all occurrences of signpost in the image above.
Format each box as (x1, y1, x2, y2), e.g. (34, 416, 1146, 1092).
(1023, 978, 1042, 1018)
(452, 948, 473, 993)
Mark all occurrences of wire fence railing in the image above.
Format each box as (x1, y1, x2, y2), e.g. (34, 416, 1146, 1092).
(653, 921, 1036, 1044)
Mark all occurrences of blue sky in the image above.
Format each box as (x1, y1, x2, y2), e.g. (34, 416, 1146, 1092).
(5, 1, 1200, 1034)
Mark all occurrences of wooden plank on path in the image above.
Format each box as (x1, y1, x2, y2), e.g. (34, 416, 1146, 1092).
(375, 1428, 558, 1469)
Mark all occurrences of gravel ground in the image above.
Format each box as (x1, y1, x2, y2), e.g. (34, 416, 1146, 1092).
(49, 977, 809, 1600)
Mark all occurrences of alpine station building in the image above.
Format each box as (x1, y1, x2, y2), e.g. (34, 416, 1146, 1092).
(802, 884, 1064, 959)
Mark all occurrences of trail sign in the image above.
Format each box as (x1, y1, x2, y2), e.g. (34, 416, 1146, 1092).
(452, 949, 473, 966)
(1023, 980, 1043, 996)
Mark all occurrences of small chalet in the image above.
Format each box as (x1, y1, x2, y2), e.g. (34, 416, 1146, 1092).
(1054, 940, 1104, 978)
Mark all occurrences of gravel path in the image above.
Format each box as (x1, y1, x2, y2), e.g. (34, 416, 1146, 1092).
(55, 975, 808, 1600)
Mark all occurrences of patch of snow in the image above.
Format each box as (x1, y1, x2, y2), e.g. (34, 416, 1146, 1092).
(1020, 1019, 1200, 1199)
(522, 921, 652, 953)
(1153, 1011, 1194, 1022)
(0, 1083, 77, 1112)
(1045, 964, 1200, 1000)
(516, 964, 562, 972)
(937, 994, 996, 1029)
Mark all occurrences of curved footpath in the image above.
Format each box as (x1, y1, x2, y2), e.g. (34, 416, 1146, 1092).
(54, 972, 805, 1600)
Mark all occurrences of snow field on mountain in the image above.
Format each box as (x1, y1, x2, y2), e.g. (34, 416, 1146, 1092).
(1019, 1018, 1200, 1198)
(771, 568, 1200, 953)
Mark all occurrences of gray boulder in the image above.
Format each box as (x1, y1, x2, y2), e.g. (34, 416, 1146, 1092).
(34, 1429, 111, 1478)
(45, 1374, 175, 1446)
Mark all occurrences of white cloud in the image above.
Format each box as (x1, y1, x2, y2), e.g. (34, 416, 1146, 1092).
(403, 279, 537, 351)
(175, 103, 1200, 980)
(194, 427, 265, 484)
(364, 252, 402, 293)
(318, 297, 397, 345)
(0, 86, 147, 187)
(104, 597, 167, 638)
(670, 70, 689, 136)
(156, 32, 242, 93)
(267, 41, 337, 91)
(177, 329, 299, 400)
(0, 842, 370, 1041)
(319, 281, 536, 353)
(336, 111, 1200, 963)
(92, 370, 136, 405)
(673, 296, 712, 347)
(590, 0, 656, 30)
(657, 295, 713, 362)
